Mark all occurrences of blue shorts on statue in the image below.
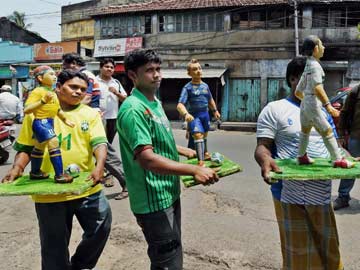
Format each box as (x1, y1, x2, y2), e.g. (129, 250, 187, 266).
(188, 111, 210, 134)
(32, 118, 56, 143)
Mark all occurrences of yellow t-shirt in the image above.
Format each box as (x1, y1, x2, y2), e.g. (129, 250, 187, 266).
(25, 86, 60, 119)
(14, 104, 108, 203)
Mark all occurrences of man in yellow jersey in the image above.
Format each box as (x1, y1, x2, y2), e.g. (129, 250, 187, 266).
(2, 70, 111, 270)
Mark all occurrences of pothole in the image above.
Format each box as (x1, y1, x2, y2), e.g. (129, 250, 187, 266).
(200, 190, 244, 215)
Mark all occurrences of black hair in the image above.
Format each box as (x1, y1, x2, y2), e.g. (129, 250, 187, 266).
(57, 69, 88, 86)
(62, 53, 85, 67)
(286, 56, 306, 87)
(301, 35, 320, 56)
(100, 58, 115, 68)
(124, 49, 161, 74)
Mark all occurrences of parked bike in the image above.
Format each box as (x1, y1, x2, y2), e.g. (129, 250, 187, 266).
(0, 119, 16, 164)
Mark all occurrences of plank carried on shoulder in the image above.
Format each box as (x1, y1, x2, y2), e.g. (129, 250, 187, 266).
(269, 158, 360, 182)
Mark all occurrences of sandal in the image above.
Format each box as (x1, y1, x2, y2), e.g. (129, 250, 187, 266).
(103, 176, 114, 187)
(114, 190, 129, 200)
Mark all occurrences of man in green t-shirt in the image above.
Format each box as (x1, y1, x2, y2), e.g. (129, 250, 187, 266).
(117, 49, 218, 269)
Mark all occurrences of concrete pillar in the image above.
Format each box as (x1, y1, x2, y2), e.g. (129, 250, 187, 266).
(94, 20, 101, 40)
(260, 76, 268, 109)
(302, 6, 312, 29)
(224, 13, 231, 32)
(151, 14, 158, 34)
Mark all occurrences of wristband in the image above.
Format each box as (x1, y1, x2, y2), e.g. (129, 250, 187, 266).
(323, 102, 330, 107)
(212, 109, 218, 113)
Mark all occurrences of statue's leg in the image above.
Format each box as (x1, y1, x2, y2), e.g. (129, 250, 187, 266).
(30, 140, 49, 179)
(314, 113, 353, 168)
(200, 112, 211, 160)
(48, 137, 73, 183)
(48, 137, 63, 177)
(298, 125, 312, 157)
(188, 116, 206, 166)
(298, 107, 315, 164)
(203, 132, 211, 160)
(193, 132, 205, 166)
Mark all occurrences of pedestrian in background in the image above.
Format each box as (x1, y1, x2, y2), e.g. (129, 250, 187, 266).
(0, 84, 23, 123)
(334, 83, 360, 210)
(97, 58, 127, 144)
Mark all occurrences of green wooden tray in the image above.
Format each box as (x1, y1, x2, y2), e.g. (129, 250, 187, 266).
(0, 172, 94, 196)
(181, 154, 242, 187)
(269, 158, 360, 182)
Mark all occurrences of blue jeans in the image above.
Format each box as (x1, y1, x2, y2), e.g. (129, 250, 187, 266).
(338, 137, 360, 199)
(135, 199, 182, 270)
(35, 190, 112, 270)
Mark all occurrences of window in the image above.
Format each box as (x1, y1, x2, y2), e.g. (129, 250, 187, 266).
(158, 12, 223, 33)
(183, 14, 191, 32)
(215, 14, 223, 31)
(199, 14, 206, 31)
(159, 16, 165, 32)
(100, 16, 147, 38)
(166, 15, 175, 32)
(145, 16, 152, 34)
(249, 11, 265, 28)
(312, 6, 351, 28)
(208, 14, 215, 31)
(267, 9, 284, 28)
(346, 6, 360, 26)
(231, 7, 295, 30)
(176, 14, 182, 32)
(191, 14, 198, 31)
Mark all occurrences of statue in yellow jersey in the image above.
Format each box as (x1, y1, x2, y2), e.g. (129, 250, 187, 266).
(24, 66, 75, 183)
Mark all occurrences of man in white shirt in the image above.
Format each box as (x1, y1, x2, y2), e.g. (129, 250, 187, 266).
(96, 58, 128, 199)
(255, 57, 343, 270)
(0, 84, 23, 122)
(97, 58, 127, 144)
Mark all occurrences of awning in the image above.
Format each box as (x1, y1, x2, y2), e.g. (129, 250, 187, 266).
(161, 68, 227, 79)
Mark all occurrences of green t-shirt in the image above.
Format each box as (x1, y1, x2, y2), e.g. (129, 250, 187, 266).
(117, 89, 180, 214)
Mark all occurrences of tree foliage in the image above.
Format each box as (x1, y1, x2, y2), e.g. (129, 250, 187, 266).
(7, 11, 32, 30)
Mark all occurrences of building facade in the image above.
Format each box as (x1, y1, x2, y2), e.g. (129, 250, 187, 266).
(0, 17, 48, 96)
(62, 0, 360, 121)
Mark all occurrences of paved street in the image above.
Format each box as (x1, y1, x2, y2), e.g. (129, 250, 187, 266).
(1, 129, 360, 269)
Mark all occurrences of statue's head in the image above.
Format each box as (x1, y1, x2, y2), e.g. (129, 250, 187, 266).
(187, 59, 202, 81)
(302, 35, 325, 59)
(33, 66, 56, 88)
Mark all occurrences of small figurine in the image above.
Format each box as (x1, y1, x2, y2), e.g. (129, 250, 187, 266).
(177, 59, 221, 166)
(295, 35, 354, 168)
(24, 66, 75, 183)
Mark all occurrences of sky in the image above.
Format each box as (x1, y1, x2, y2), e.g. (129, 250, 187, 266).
(1, 0, 87, 42)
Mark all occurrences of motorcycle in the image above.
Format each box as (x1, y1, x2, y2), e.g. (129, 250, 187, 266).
(0, 119, 16, 164)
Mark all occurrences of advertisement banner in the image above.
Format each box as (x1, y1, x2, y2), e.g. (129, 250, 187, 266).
(93, 37, 143, 57)
(33, 41, 78, 61)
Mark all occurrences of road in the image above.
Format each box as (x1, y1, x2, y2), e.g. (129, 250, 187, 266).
(0, 129, 360, 270)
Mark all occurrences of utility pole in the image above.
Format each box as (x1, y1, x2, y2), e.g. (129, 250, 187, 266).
(293, 0, 300, 56)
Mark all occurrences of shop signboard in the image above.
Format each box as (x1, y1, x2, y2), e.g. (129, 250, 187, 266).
(93, 37, 142, 57)
(34, 41, 78, 61)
